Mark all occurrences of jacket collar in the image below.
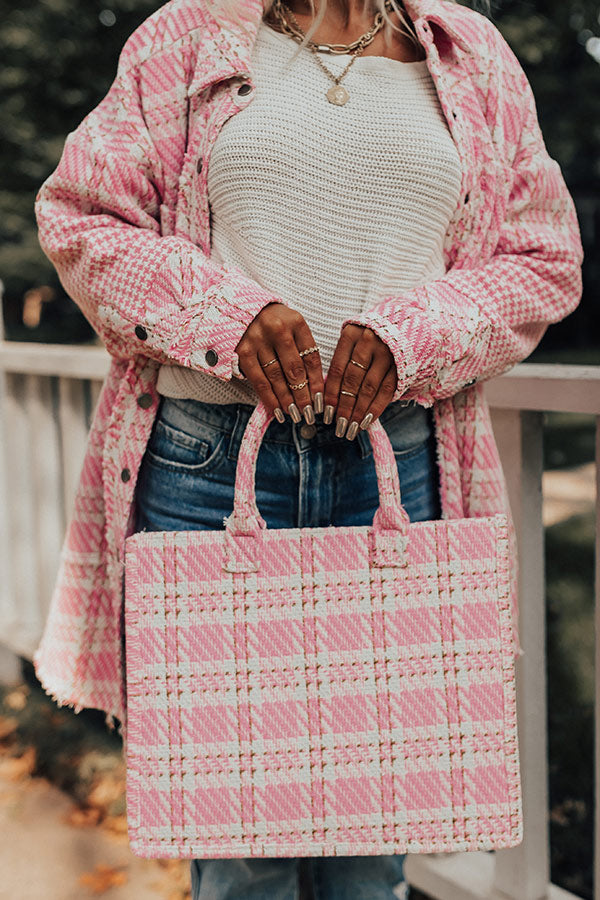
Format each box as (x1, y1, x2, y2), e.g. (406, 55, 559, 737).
(188, 0, 471, 98)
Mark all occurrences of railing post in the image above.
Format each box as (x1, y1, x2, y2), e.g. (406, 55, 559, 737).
(0, 291, 22, 679)
(595, 415, 600, 900)
(491, 408, 550, 900)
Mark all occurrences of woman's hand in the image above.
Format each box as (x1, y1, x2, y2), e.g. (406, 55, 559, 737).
(324, 324, 398, 439)
(235, 302, 325, 423)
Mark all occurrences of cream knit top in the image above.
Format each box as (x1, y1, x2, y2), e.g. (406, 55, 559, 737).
(156, 19, 463, 405)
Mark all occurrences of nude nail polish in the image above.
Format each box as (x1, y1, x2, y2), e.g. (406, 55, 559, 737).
(360, 413, 373, 430)
(335, 416, 348, 438)
(314, 392, 324, 415)
(346, 421, 359, 441)
(288, 402, 302, 423)
(323, 405, 335, 425)
(303, 405, 315, 425)
(274, 407, 285, 423)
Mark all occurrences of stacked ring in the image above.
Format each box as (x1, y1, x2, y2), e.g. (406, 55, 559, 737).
(260, 346, 319, 369)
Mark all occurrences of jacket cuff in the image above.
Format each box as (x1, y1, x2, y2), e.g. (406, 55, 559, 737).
(149, 245, 285, 380)
(341, 304, 441, 406)
(186, 278, 283, 381)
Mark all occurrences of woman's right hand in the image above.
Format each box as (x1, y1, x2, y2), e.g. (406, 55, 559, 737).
(234, 302, 324, 424)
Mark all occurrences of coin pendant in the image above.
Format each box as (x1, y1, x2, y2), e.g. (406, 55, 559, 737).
(326, 84, 350, 105)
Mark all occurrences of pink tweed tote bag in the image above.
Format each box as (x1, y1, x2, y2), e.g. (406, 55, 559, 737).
(124, 402, 523, 859)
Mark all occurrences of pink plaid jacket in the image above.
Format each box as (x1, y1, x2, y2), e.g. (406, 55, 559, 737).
(34, 0, 583, 734)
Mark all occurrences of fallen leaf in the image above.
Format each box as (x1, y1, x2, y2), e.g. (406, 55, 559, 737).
(87, 774, 126, 813)
(79, 864, 128, 894)
(150, 858, 191, 898)
(64, 805, 102, 827)
(0, 746, 36, 780)
(0, 716, 18, 740)
(4, 689, 28, 712)
(102, 815, 128, 842)
(102, 814, 129, 835)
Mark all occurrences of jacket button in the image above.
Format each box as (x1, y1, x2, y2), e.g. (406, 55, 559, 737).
(237, 82, 252, 96)
(121, 468, 131, 483)
(196, 158, 203, 174)
(205, 348, 219, 366)
(300, 423, 316, 439)
(135, 325, 148, 340)
(137, 393, 153, 409)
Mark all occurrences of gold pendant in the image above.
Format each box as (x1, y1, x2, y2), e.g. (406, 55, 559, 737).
(326, 84, 350, 106)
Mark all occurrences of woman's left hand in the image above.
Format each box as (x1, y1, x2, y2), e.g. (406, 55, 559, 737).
(324, 324, 398, 439)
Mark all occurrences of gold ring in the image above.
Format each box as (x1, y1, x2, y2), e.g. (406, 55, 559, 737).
(299, 346, 319, 357)
(261, 358, 278, 368)
(340, 390, 356, 397)
(288, 380, 308, 390)
(349, 359, 368, 370)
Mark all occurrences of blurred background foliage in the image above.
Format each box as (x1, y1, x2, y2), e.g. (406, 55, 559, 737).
(0, 0, 598, 347)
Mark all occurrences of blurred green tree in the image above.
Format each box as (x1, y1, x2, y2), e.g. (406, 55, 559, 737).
(489, 0, 600, 357)
(0, 0, 158, 339)
(0, 0, 598, 348)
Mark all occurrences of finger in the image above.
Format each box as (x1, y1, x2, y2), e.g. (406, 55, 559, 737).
(323, 327, 357, 426)
(335, 352, 374, 435)
(344, 355, 390, 439)
(359, 365, 398, 429)
(293, 320, 325, 415)
(258, 350, 299, 422)
(238, 346, 285, 421)
(334, 328, 378, 437)
(275, 334, 314, 423)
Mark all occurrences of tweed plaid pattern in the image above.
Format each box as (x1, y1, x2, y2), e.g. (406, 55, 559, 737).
(33, 0, 583, 736)
(124, 406, 521, 857)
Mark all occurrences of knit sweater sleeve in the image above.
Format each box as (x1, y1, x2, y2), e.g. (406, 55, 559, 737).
(341, 24, 584, 407)
(34, 56, 284, 382)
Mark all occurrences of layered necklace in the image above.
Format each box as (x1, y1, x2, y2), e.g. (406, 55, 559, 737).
(269, 0, 400, 105)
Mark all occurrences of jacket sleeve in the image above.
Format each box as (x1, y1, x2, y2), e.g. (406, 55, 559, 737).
(341, 26, 584, 407)
(34, 59, 284, 382)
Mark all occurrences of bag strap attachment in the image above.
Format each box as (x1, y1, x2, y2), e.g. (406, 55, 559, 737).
(224, 402, 411, 571)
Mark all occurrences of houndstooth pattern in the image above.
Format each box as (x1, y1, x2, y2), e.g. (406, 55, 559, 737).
(32, 0, 583, 736)
(123, 408, 521, 857)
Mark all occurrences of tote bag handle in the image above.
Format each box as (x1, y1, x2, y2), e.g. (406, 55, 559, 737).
(223, 402, 411, 570)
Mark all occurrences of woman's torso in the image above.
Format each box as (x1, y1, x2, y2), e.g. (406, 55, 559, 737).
(156, 17, 463, 407)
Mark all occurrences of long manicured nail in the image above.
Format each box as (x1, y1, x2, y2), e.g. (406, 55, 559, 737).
(323, 405, 335, 425)
(288, 402, 301, 423)
(303, 405, 315, 425)
(335, 416, 348, 438)
(360, 413, 373, 430)
(274, 407, 285, 424)
(346, 421, 359, 441)
(314, 392, 324, 415)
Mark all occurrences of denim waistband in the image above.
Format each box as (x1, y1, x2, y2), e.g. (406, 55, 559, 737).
(157, 396, 433, 460)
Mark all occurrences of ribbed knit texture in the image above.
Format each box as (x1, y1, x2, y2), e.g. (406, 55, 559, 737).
(156, 18, 462, 404)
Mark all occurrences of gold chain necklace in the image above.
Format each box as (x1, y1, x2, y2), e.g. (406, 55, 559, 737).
(270, 0, 396, 106)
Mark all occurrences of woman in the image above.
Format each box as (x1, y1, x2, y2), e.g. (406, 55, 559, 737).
(33, 0, 583, 897)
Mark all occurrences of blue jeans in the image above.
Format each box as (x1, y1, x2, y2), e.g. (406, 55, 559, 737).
(134, 395, 442, 900)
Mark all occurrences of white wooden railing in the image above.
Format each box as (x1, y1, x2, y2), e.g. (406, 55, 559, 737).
(0, 343, 598, 900)
(407, 364, 600, 900)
